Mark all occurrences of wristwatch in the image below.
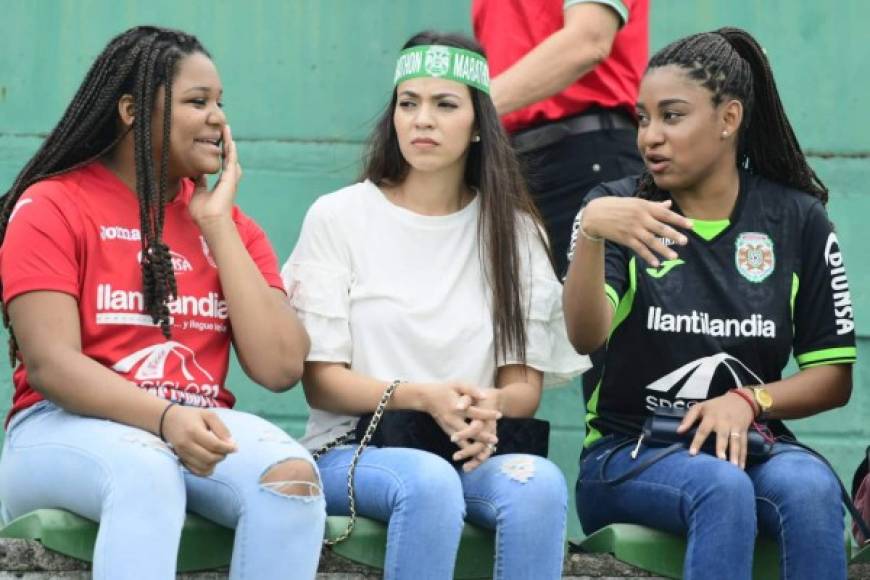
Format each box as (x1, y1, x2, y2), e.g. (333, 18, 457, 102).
(749, 387, 773, 420)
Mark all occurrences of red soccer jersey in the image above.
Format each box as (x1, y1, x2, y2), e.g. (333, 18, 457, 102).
(472, 0, 649, 133)
(0, 163, 284, 426)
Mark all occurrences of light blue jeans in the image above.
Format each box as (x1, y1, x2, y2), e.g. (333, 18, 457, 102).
(576, 435, 846, 580)
(317, 446, 567, 579)
(0, 401, 326, 580)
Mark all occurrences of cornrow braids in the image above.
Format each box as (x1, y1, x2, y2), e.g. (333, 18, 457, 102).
(635, 27, 828, 205)
(0, 26, 209, 362)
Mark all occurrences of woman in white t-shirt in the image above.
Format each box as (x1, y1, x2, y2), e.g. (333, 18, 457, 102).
(282, 32, 588, 579)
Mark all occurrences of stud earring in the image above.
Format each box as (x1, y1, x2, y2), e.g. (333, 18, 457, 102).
(721, 131, 729, 138)
(471, 134, 481, 143)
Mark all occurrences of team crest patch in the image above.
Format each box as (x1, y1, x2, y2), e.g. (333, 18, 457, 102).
(424, 46, 450, 77)
(735, 232, 774, 282)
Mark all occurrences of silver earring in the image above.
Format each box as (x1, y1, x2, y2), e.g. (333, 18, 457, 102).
(471, 134, 481, 143)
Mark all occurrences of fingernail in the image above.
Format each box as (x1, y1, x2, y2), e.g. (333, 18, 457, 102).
(496, 412, 503, 419)
(680, 236, 688, 244)
(450, 434, 458, 442)
(689, 448, 697, 456)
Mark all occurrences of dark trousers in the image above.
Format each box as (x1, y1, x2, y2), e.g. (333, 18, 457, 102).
(517, 127, 643, 394)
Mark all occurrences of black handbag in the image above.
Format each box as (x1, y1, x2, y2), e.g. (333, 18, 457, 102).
(600, 406, 774, 485)
(641, 406, 774, 460)
(356, 409, 549, 466)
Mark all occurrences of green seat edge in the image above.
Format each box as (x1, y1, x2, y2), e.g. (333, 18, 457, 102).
(8, 512, 857, 576)
(0, 509, 98, 563)
(575, 523, 780, 580)
(2, 511, 496, 578)
(0, 508, 235, 573)
(326, 515, 496, 580)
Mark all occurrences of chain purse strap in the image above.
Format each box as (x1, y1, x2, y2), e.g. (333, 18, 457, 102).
(313, 378, 402, 545)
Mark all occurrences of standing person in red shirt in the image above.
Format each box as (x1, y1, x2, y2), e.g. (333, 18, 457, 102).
(473, 0, 649, 394)
(0, 26, 324, 579)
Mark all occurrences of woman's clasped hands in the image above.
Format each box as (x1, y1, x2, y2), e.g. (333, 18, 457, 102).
(421, 382, 503, 472)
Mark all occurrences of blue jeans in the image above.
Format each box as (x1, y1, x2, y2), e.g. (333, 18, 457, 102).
(0, 401, 326, 580)
(576, 435, 846, 580)
(317, 446, 567, 579)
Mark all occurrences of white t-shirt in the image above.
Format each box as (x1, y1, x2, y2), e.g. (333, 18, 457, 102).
(281, 180, 590, 450)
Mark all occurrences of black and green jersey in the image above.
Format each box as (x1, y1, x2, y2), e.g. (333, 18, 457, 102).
(578, 172, 857, 446)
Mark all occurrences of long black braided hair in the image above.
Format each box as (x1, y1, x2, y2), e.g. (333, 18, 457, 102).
(0, 26, 209, 362)
(636, 27, 828, 205)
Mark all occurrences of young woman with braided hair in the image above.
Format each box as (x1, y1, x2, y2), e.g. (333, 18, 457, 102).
(566, 28, 856, 578)
(0, 26, 324, 579)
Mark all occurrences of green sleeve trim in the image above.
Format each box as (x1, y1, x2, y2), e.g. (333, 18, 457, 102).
(608, 257, 636, 339)
(692, 218, 730, 241)
(586, 259, 634, 448)
(564, 0, 629, 25)
(790, 273, 799, 318)
(604, 284, 619, 311)
(796, 346, 857, 369)
(800, 359, 856, 370)
(583, 379, 604, 447)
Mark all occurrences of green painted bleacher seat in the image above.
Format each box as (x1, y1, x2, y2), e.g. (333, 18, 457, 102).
(574, 523, 780, 579)
(0, 509, 234, 572)
(0, 509, 497, 578)
(325, 516, 495, 579)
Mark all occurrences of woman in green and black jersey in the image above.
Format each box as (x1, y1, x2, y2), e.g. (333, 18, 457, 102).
(565, 28, 856, 580)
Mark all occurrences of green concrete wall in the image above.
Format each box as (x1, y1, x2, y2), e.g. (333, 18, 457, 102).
(1, 1, 867, 539)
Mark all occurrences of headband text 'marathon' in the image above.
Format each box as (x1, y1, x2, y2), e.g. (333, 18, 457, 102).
(393, 45, 490, 94)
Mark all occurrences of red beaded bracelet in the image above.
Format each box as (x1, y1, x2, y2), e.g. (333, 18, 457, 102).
(728, 388, 759, 418)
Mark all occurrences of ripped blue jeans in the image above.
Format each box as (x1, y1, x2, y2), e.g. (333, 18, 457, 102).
(0, 401, 326, 580)
(317, 446, 567, 580)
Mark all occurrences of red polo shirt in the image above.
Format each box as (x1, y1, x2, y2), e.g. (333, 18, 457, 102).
(473, 0, 649, 133)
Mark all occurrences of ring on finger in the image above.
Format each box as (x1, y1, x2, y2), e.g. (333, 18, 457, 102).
(486, 443, 497, 453)
(729, 432, 741, 439)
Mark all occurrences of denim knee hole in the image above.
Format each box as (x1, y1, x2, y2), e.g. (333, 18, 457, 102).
(259, 458, 322, 500)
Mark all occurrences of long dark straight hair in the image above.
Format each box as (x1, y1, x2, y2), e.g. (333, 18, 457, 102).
(0, 26, 209, 362)
(362, 31, 549, 365)
(636, 27, 828, 204)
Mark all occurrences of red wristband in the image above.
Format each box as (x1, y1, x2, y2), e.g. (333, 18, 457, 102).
(728, 388, 759, 418)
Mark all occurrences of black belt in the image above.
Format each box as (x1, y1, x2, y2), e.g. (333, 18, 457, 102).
(511, 109, 636, 154)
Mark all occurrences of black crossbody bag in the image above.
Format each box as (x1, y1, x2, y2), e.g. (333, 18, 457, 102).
(355, 410, 549, 467)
